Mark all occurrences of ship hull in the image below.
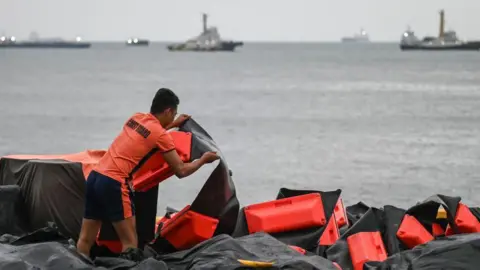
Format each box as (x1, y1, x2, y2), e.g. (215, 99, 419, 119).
(167, 41, 243, 52)
(126, 40, 149, 46)
(400, 41, 480, 51)
(0, 42, 91, 49)
(341, 38, 370, 43)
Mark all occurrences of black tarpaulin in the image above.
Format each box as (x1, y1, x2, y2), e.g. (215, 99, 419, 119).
(93, 257, 169, 270)
(2, 192, 480, 269)
(368, 232, 480, 270)
(0, 159, 85, 239)
(345, 201, 370, 225)
(0, 241, 95, 270)
(0, 224, 170, 270)
(0, 240, 169, 270)
(4, 221, 480, 270)
(0, 225, 91, 270)
(180, 119, 239, 237)
(1, 223, 68, 247)
(0, 158, 28, 186)
(0, 185, 25, 236)
(381, 205, 407, 255)
(159, 233, 340, 270)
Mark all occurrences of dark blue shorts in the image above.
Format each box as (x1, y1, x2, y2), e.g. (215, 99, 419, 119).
(84, 170, 135, 222)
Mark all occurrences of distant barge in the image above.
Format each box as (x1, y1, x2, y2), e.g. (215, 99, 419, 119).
(341, 29, 370, 43)
(0, 36, 91, 49)
(126, 38, 149, 46)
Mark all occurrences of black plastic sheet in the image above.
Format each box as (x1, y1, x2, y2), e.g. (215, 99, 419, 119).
(345, 201, 370, 225)
(0, 241, 94, 270)
(0, 185, 25, 236)
(159, 233, 339, 270)
(2, 193, 480, 269)
(368, 233, 480, 270)
(0, 159, 86, 239)
(0, 224, 171, 270)
(180, 119, 239, 237)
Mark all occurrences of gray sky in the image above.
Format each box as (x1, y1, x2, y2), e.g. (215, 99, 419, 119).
(1, 0, 479, 42)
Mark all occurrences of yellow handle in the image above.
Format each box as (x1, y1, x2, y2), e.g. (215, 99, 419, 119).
(238, 259, 274, 267)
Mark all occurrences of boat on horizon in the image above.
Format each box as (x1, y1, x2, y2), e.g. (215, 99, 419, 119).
(167, 13, 243, 52)
(341, 29, 370, 43)
(400, 10, 480, 51)
(0, 33, 91, 49)
(126, 38, 149, 46)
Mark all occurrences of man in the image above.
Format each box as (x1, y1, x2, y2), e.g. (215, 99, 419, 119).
(76, 88, 219, 259)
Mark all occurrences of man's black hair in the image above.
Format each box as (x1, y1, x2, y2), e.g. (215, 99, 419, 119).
(150, 88, 179, 114)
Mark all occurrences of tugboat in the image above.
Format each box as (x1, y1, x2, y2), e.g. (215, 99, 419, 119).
(400, 10, 480, 51)
(0, 32, 91, 49)
(341, 29, 370, 43)
(126, 38, 149, 46)
(167, 13, 243, 52)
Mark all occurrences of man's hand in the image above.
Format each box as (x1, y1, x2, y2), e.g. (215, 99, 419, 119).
(162, 150, 220, 178)
(172, 114, 191, 128)
(201, 151, 220, 163)
(167, 114, 191, 129)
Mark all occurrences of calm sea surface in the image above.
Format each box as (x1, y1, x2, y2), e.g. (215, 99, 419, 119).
(1, 43, 479, 212)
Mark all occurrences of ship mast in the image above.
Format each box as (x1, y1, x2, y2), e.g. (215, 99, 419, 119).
(202, 13, 208, 34)
(439, 9, 445, 39)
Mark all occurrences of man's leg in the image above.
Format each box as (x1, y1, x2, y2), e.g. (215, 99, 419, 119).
(106, 179, 138, 252)
(77, 170, 103, 257)
(77, 218, 102, 257)
(112, 216, 137, 251)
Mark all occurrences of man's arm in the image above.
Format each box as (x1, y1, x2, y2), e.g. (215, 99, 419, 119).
(164, 122, 177, 130)
(162, 150, 218, 178)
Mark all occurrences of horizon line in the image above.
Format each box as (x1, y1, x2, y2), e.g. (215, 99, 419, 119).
(41, 40, 401, 43)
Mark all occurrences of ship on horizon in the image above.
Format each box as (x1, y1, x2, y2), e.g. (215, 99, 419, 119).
(167, 13, 243, 52)
(400, 10, 480, 51)
(126, 38, 149, 46)
(341, 29, 370, 43)
(0, 32, 91, 49)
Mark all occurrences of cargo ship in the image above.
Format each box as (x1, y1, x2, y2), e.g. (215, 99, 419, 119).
(167, 13, 243, 52)
(400, 10, 480, 51)
(341, 29, 370, 43)
(126, 38, 149, 46)
(0, 35, 91, 49)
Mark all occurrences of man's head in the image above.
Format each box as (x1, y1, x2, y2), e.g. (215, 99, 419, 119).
(150, 88, 179, 127)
